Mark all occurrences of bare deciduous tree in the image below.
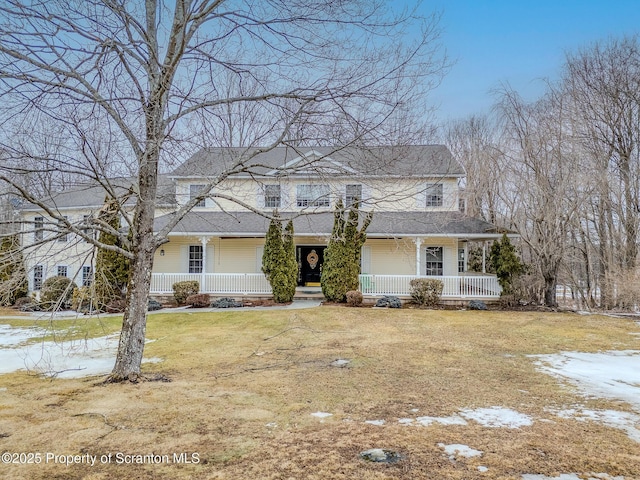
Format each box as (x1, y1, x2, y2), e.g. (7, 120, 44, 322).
(0, 0, 447, 381)
(564, 35, 640, 308)
(497, 86, 583, 307)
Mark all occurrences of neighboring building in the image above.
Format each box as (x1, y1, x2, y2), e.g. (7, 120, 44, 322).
(19, 145, 505, 299)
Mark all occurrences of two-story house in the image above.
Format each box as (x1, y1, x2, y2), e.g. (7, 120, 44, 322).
(20, 145, 505, 300)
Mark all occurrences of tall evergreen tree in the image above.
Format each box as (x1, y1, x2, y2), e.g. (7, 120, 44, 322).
(322, 199, 372, 302)
(282, 220, 298, 301)
(0, 234, 28, 305)
(490, 234, 524, 295)
(94, 197, 131, 308)
(262, 213, 297, 303)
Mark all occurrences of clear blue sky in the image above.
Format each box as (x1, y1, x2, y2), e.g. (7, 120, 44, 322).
(424, 0, 640, 122)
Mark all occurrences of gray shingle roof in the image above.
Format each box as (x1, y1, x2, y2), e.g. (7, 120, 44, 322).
(170, 145, 464, 178)
(154, 210, 501, 238)
(20, 175, 176, 211)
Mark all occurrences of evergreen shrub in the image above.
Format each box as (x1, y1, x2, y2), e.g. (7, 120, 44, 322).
(40, 276, 74, 310)
(72, 286, 95, 312)
(172, 280, 199, 305)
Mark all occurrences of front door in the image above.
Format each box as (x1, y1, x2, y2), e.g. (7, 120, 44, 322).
(297, 246, 325, 286)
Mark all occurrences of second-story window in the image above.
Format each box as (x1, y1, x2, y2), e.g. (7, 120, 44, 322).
(425, 183, 443, 207)
(34, 216, 44, 241)
(57, 265, 68, 277)
(264, 185, 281, 208)
(297, 184, 330, 207)
(82, 215, 94, 241)
(345, 184, 362, 207)
(190, 184, 206, 207)
(58, 216, 68, 242)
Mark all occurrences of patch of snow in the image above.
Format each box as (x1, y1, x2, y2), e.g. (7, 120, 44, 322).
(330, 359, 350, 367)
(364, 419, 385, 426)
(416, 415, 468, 426)
(0, 324, 46, 347)
(311, 411, 333, 418)
(0, 326, 161, 378)
(533, 350, 640, 412)
(478, 466, 489, 472)
(460, 407, 533, 428)
(522, 475, 624, 480)
(438, 443, 482, 459)
(522, 475, 582, 480)
(398, 418, 414, 425)
(552, 407, 640, 443)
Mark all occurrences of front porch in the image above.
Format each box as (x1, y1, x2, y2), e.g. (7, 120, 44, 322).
(149, 273, 502, 300)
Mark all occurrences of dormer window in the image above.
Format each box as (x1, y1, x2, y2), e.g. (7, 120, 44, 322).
(297, 184, 330, 207)
(190, 184, 206, 207)
(425, 183, 443, 207)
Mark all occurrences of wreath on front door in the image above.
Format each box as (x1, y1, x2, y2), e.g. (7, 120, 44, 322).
(307, 249, 319, 269)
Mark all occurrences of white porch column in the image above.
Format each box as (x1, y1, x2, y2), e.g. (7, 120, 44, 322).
(200, 236, 208, 291)
(414, 237, 423, 276)
(482, 241, 487, 273)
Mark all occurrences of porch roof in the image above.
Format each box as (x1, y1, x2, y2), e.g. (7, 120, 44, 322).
(154, 210, 505, 239)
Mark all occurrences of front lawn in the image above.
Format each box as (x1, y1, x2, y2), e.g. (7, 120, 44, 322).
(0, 307, 639, 479)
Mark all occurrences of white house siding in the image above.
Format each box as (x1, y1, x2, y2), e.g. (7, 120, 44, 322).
(175, 177, 460, 214)
(363, 237, 460, 276)
(21, 215, 95, 291)
(364, 239, 415, 275)
(213, 238, 264, 273)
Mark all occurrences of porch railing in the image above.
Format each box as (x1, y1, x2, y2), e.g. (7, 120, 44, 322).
(359, 274, 501, 298)
(150, 273, 501, 299)
(151, 273, 272, 295)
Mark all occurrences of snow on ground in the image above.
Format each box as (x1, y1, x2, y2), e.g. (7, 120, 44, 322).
(522, 474, 624, 480)
(533, 349, 640, 444)
(0, 324, 160, 378)
(438, 443, 482, 459)
(460, 406, 534, 428)
(414, 415, 468, 426)
(311, 412, 333, 418)
(364, 419, 385, 426)
(532, 350, 640, 412)
(0, 324, 47, 347)
(551, 407, 640, 443)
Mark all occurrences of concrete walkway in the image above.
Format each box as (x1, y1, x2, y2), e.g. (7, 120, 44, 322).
(1, 299, 323, 321)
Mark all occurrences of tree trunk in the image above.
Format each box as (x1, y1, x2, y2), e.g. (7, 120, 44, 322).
(108, 238, 155, 382)
(543, 274, 557, 308)
(108, 139, 160, 381)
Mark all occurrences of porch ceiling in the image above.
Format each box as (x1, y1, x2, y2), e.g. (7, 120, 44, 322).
(154, 210, 505, 240)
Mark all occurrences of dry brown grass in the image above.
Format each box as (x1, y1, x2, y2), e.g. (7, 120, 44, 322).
(1, 307, 639, 479)
(0, 307, 26, 317)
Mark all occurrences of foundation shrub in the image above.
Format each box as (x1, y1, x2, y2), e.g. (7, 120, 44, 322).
(346, 290, 363, 306)
(173, 280, 199, 305)
(409, 278, 443, 307)
(40, 276, 74, 310)
(186, 293, 211, 308)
